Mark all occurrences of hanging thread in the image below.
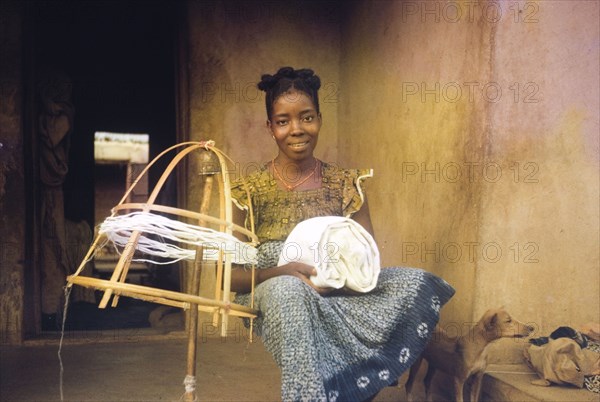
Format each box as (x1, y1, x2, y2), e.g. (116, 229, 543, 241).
(58, 285, 72, 402)
(58, 248, 97, 402)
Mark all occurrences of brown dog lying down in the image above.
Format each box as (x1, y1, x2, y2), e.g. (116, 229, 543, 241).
(405, 308, 534, 402)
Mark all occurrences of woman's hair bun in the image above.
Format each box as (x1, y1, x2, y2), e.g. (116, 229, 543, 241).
(277, 66, 296, 78)
(296, 68, 321, 90)
(257, 74, 278, 92)
(258, 67, 321, 92)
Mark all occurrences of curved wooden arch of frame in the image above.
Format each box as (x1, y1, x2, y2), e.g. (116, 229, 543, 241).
(67, 141, 259, 336)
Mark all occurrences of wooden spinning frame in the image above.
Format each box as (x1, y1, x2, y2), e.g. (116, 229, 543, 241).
(66, 141, 259, 400)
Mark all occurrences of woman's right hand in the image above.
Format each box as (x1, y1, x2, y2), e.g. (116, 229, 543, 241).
(278, 262, 335, 296)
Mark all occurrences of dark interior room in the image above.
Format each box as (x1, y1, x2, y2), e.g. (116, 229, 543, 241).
(31, 0, 180, 333)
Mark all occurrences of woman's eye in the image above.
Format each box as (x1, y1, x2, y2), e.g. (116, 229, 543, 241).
(276, 120, 288, 126)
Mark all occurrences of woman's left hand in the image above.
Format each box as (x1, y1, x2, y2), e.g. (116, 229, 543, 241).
(281, 262, 335, 296)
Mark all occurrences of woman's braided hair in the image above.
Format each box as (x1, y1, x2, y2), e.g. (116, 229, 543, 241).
(257, 67, 321, 120)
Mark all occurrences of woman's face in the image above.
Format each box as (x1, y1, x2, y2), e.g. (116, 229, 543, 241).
(267, 89, 321, 163)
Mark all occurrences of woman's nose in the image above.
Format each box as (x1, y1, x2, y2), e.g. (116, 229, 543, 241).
(289, 119, 303, 135)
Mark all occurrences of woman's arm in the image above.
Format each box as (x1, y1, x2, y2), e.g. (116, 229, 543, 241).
(351, 194, 375, 240)
(230, 203, 333, 295)
(231, 262, 326, 294)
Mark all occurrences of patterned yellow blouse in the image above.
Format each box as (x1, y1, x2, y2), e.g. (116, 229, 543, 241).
(230, 162, 372, 243)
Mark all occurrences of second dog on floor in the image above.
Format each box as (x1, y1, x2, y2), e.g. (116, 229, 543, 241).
(405, 307, 534, 402)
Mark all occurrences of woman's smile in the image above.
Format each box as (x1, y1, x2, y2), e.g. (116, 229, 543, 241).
(288, 140, 310, 150)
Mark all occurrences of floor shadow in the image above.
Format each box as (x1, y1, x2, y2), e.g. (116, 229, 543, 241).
(43, 298, 157, 332)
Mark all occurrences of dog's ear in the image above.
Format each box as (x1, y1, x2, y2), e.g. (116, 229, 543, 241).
(485, 313, 498, 331)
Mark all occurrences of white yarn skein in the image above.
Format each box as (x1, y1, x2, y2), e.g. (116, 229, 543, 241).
(99, 211, 258, 265)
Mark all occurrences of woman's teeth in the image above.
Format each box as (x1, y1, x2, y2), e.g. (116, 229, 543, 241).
(290, 142, 308, 148)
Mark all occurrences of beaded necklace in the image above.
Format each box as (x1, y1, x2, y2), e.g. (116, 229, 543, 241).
(271, 158, 320, 191)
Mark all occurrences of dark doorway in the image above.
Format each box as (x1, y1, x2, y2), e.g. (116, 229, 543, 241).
(31, 0, 180, 333)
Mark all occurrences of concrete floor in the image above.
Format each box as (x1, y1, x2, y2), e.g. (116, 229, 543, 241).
(2, 328, 596, 402)
(0, 329, 406, 402)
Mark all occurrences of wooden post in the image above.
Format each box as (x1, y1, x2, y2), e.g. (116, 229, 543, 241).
(184, 246, 203, 402)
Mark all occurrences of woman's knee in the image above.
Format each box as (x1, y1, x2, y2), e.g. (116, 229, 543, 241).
(258, 275, 314, 308)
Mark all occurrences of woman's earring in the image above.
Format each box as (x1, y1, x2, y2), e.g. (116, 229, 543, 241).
(272, 135, 276, 140)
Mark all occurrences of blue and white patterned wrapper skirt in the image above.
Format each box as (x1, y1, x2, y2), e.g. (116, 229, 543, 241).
(235, 241, 455, 402)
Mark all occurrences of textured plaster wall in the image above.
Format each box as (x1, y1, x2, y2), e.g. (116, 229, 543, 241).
(475, 0, 599, 333)
(338, 0, 599, 340)
(0, 2, 25, 344)
(185, 0, 599, 340)
(186, 1, 341, 166)
(185, 1, 342, 322)
(338, 0, 492, 327)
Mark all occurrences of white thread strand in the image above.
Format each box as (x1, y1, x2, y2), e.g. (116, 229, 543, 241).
(59, 247, 96, 401)
(58, 285, 72, 402)
(99, 212, 258, 265)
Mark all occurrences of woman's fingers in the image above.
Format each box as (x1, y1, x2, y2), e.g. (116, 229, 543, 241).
(282, 263, 335, 295)
(285, 262, 315, 277)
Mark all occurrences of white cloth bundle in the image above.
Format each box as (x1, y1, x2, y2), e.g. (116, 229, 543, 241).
(277, 216, 380, 293)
